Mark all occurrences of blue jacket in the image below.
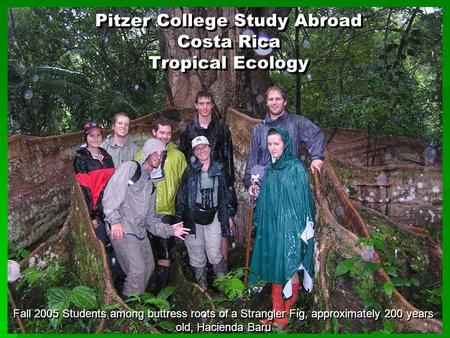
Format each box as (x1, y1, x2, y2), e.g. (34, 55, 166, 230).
(244, 111, 326, 188)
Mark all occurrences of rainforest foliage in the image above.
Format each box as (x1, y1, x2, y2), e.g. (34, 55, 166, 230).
(8, 7, 441, 147)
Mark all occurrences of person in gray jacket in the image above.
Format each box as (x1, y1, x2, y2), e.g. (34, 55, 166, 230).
(102, 138, 190, 299)
(244, 85, 327, 193)
(101, 112, 139, 168)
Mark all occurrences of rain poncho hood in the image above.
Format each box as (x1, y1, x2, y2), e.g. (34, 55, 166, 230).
(249, 127, 315, 292)
(141, 138, 166, 164)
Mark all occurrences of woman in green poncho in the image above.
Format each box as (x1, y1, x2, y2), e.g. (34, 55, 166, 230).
(249, 127, 315, 328)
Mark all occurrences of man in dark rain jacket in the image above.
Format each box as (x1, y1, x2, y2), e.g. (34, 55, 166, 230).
(179, 90, 237, 260)
(244, 85, 327, 192)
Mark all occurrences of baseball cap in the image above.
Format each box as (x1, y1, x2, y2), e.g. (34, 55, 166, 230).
(191, 136, 210, 149)
(83, 121, 102, 134)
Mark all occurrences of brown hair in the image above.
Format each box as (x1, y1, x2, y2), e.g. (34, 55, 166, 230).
(111, 112, 130, 126)
(194, 90, 214, 104)
(152, 116, 173, 132)
(83, 130, 103, 143)
(265, 85, 287, 101)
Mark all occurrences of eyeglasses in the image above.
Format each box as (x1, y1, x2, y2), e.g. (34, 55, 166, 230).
(194, 144, 210, 152)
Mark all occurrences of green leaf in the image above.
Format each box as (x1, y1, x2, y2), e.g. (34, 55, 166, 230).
(384, 265, 398, 277)
(145, 297, 170, 310)
(103, 302, 121, 311)
(157, 286, 175, 300)
(383, 320, 396, 333)
(47, 287, 71, 309)
(331, 317, 340, 333)
(158, 321, 177, 332)
(362, 262, 379, 274)
(224, 278, 245, 300)
(355, 237, 371, 246)
(69, 286, 97, 309)
(334, 259, 355, 278)
(49, 300, 69, 330)
(23, 267, 45, 286)
(383, 281, 394, 297)
(229, 267, 246, 279)
(373, 238, 385, 251)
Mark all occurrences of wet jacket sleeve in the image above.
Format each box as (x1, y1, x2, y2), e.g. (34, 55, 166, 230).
(224, 177, 237, 217)
(222, 124, 235, 186)
(145, 217, 175, 238)
(178, 126, 191, 163)
(298, 117, 326, 161)
(102, 162, 136, 226)
(175, 168, 189, 223)
(73, 156, 95, 219)
(244, 127, 261, 189)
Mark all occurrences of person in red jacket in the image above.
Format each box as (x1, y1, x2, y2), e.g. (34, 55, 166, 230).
(73, 121, 115, 243)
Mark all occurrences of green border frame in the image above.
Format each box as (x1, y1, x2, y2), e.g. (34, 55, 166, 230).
(2, 1, 447, 337)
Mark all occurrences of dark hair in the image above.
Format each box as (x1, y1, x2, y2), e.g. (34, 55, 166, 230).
(152, 116, 173, 132)
(111, 112, 130, 126)
(83, 130, 103, 143)
(195, 90, 214, 104)
(267, 128, 282, 138)
(265, 85, 287, 101)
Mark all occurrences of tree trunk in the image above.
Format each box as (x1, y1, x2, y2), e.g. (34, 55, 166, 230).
(158, 7, 243, 115)
(158, 7, 290, 117)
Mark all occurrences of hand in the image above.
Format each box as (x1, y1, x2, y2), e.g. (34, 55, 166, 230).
(172, 221, 190, 240)
(91, 219, 98, 229)
(111, 223, 125, 240)
(248, 183, 260, 197)
(229, 217, 235, 235)
(310, 159, 323, 174)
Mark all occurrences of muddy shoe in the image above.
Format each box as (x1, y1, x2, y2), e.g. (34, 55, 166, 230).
(194, 266, 208, 290)
(212, 258, 227, 278)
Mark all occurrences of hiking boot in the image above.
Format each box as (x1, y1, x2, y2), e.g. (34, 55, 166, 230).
(212, 258, 227, 278)
(193, 266, 208, 290)
(154, 265, 170, 294)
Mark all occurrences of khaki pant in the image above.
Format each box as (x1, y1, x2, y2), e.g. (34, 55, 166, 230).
(185, 214, 223, 268)
(111, 234, 155, 297)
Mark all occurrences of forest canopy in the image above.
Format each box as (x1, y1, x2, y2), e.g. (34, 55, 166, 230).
(8, 7, 442, 148)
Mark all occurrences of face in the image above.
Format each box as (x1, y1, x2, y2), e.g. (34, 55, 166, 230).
(112, 115, 130, 137)
(152, 124, 172, 145)
(193, 144, 211, 162)
(267, 133, 285, 160)
(195, 96, 214, 118)
(145, 150, 165, 169)
(86, 129, 103, 148)
(266, 89, 287, 117)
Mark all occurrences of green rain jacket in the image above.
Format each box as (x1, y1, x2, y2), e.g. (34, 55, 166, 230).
(136, 141, 187, 216)
(249, 127, 315, 291)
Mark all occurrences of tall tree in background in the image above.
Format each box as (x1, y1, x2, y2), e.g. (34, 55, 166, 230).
(159, 7, 289, 118)
(158, 7, 243, 114)
(8, 7, 441, 147)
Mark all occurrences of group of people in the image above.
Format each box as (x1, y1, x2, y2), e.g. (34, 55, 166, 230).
(73, 86, 326, 328)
